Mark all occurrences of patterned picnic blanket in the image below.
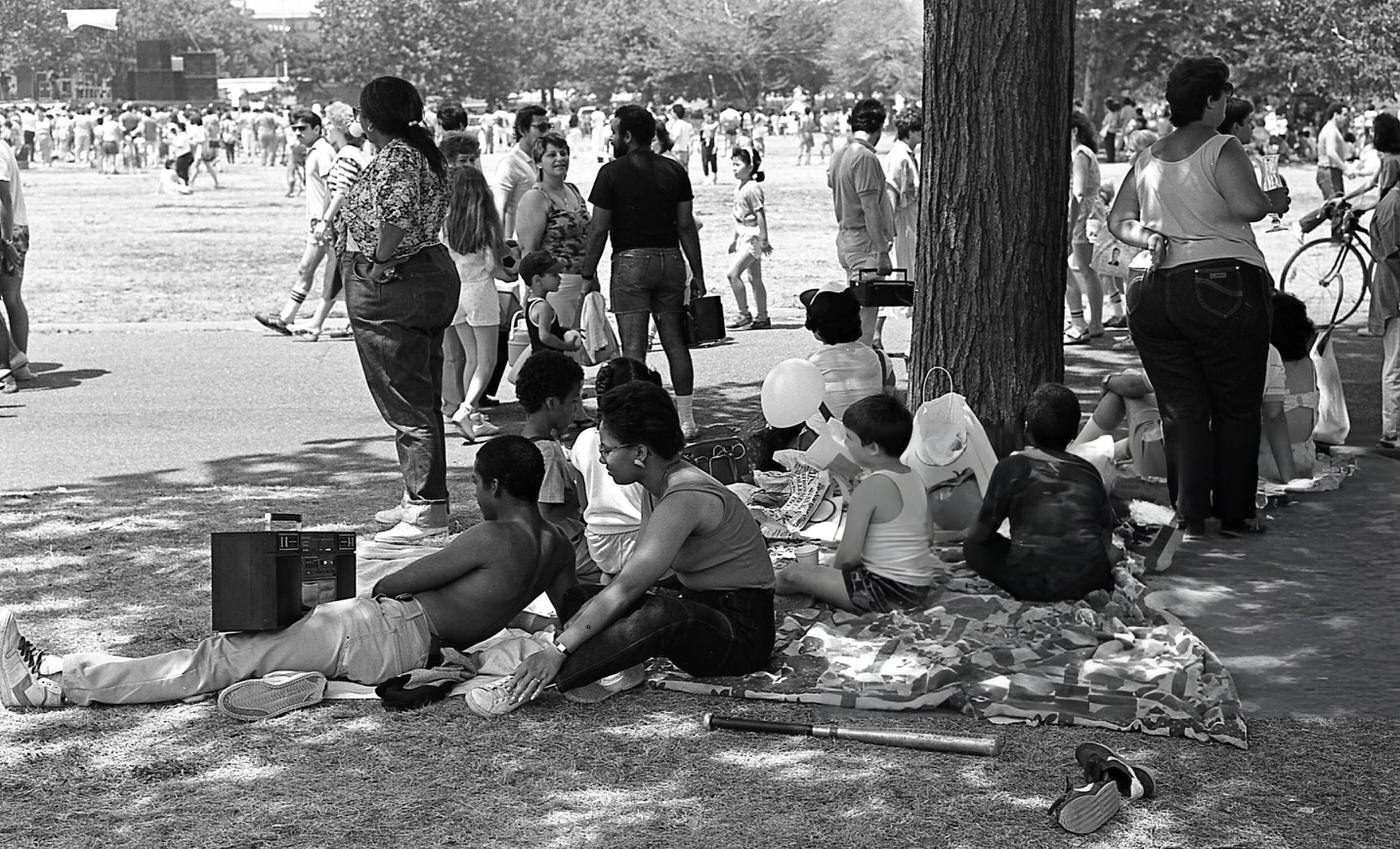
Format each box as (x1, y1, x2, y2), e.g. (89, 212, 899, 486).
(650, 560, 1249, 749)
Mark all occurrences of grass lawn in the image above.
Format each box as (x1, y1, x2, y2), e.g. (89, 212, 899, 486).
(3, 138, 1394, 848)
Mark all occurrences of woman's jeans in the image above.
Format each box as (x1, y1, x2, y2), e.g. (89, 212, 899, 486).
(554, 585, 774, 691)
(343, 244, 461, 512)
(1127, 260, 1272, 524)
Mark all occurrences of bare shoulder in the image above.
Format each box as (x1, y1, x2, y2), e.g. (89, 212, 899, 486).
(541, 522, 575, 575)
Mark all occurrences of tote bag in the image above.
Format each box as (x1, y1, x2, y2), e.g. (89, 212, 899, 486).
(1311, 328, 1350, 444)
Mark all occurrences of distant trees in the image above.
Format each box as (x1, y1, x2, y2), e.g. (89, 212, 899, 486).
(1076, 0, 1400, 119)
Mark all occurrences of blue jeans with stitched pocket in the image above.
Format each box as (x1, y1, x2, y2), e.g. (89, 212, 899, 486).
(343, 244, 460, 510)
(1127, 260, 1272, 525)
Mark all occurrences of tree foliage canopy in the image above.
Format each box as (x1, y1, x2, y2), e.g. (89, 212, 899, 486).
(1077, 0, 1400, 116)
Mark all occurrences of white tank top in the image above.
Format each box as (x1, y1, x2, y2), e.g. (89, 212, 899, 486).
(1134, 134, 1268, 271)
(858, 469, 936, 586)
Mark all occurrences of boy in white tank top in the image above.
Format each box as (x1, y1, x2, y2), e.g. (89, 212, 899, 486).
(775, 395, 937, 613)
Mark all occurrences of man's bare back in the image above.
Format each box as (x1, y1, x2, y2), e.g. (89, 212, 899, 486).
(373, 515, 575, 648)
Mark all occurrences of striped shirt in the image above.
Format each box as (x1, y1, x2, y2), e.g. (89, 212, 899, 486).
(329, 143, 372, 196)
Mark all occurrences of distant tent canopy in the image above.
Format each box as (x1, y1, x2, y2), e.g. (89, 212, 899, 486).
(63, 9, 119, 30)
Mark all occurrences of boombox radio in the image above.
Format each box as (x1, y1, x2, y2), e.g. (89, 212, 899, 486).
(210, 513, 356, 631)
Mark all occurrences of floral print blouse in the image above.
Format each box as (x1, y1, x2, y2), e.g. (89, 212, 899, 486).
(341, 138, 448, 260)
(536, 181, 590, 273)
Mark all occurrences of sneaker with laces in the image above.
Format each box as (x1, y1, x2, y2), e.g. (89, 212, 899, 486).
(1076, 741, 1157, 801)
(0, 369, 15, 394)
(465, 677, 531, 718)
(562, 664, 647, 704)
(1049, 777, 1121, 834)
(217, 671, 327, 721)
(0, 608, 63, 710)
(253, 312, 292, 335)
(748, 317, 772, 330)
(726, 313, 753, 330)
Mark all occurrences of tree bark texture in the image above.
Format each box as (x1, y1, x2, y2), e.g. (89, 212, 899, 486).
(913, 0, 1073, 454)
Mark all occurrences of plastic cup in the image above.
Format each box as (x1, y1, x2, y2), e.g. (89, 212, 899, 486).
(794, 544, 819, 568)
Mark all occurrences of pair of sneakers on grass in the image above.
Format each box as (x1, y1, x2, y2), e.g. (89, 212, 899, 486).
(1049, 742, 1158, 835)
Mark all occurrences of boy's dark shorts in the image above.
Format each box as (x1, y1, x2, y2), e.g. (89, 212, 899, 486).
(843, 565, 934, 614)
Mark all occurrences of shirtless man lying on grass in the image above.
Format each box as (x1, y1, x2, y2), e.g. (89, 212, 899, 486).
(0, 435, 577, 720)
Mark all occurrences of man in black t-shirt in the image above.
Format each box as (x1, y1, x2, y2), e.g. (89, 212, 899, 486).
(581, 104, 706, 438)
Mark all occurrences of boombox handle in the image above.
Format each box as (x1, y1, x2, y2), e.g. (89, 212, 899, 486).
(856, 268, 909, 283)
(263, 512, 303, 531)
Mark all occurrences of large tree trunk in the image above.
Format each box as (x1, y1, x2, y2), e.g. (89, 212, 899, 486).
(912, 0, 1072, 454)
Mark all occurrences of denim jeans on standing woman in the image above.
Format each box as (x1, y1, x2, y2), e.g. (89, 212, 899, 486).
(1127, 260, 1272, 526)
(343, 244, 461, 517)
(553, 585, 774, 691)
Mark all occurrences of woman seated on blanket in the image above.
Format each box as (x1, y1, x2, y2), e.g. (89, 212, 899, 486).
(755, 287, 896, 469)
(1073, 292, 1318, 485)
(469, 380, 777, 716)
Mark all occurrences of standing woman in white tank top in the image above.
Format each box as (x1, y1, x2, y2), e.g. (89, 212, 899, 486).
(1108, 57, 1291, 539)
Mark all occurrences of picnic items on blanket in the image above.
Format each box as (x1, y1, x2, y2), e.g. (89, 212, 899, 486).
(702, 713, 1002, 756)
(683, 436, 753, 486)
(651, 564, 1249, 748)
(903, 369, 999, 536)
(761, 358, 826, 428)
(1310, 328, 1350, 444)
(576, 291, 620, 367)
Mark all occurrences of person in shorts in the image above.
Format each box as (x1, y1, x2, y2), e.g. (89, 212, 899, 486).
(581, 104, 705, 439)
(775, 394, 938, 613)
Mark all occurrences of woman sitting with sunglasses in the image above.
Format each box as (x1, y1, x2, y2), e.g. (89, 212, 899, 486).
(469, 380, 776, 715)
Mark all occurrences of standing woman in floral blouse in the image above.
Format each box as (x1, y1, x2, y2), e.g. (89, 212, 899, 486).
(341, 76, 462, 544)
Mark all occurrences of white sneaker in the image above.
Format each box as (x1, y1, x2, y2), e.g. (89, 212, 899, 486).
(217, 671, 327, 721)
(374, 521, 449, 545)
(469, 413, 502, 437)
(562, 664, 647, 704)
(0, 608, 63, 710)
(464, 678, 530, 718)
(681, 420, 700, 441)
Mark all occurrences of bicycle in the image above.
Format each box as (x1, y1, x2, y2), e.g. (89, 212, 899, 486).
(1278, 199, 1371, 326)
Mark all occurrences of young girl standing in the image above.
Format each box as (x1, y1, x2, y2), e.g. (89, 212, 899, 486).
(443, 165, 516, 442)
(726, 147, 772, 330)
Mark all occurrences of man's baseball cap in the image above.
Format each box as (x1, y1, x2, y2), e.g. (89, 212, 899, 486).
(519, 250, 566, 282)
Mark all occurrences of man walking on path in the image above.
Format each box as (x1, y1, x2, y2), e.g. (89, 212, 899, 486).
(827, 98, 894, 347)
(1, 135, 33, 394)
(1316, 102, 1350, 200)
(255, 110, 337, 334)
(493, 105, 549, 237)
(581, 105, 705, 439)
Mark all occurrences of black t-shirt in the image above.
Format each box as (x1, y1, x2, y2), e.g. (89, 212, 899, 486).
(588, 150, 694, 252)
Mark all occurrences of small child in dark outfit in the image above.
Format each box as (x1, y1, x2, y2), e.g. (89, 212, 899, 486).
(963, 383, 1118, 602)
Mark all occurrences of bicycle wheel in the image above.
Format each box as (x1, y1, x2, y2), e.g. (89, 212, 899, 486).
(1279, 238, 1368, 326)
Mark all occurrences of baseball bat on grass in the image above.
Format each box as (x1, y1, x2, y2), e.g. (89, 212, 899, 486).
(702, 714, 1002, 757)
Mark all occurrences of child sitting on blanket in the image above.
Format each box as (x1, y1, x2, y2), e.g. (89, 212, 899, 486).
(516, 351, 594, 582)
(775, 394, 937, 613)
(965, 384, 1118, 602)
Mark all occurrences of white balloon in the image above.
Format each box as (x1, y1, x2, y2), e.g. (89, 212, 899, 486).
(761, 358, 825, 428)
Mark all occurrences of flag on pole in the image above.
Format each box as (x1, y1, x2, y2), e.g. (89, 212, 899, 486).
(63, 9, 120, 31)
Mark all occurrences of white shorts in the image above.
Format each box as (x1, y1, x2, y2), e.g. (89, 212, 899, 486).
(586, 528, 641, 579)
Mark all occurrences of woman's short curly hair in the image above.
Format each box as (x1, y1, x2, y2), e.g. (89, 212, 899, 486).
(599, 381, 684, 460)
(894, 107, 923, 141)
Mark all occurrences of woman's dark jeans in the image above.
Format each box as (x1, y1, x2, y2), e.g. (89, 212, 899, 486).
(1127, 260, 1272, 525)
(555, 585, 775, 691)
(342, 244, 460, 509)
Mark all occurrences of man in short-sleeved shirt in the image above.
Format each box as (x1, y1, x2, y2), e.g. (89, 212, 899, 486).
(827, 98, 894, 346)
(1316, 102, 1350, 199)
(252, 110, 337, 335)
(493, 105, 548, 237)
(581, 104, 705, 438)
(1, 137, 32, 388)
